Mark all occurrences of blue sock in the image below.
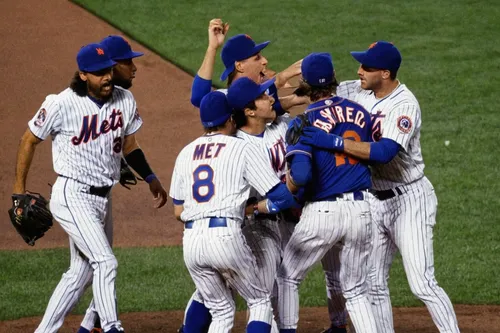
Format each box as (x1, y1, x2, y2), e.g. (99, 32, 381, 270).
(280, 329, 296, 333)
(76, 328, 90, 333)
(247, 321, 271, 333)
(184, 300, 212, 333)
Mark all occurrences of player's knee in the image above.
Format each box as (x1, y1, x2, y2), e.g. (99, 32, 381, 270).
(210, 299, 236, 320)
(90, 255, 118, 273)
(408, 276, 439, 299)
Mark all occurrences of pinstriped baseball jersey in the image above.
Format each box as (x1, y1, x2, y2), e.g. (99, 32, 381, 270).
(28, 86, 142, 187)
(237, 115, 290, 181)
(337, 80, 424, 190)
(169, 134, 281, 222)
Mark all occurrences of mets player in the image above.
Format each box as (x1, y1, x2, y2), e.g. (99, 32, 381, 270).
(78, 35, 145, 333)
(301, 41, 460, 333)
(277, 52, 377, 333)
(12, 42, 167, 333)
(169, 88, 296, 333)
(179, 19, 306, 333)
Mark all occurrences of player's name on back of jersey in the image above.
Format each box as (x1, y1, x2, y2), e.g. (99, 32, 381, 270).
(193, 142, 227, 160)
(313, 104, 367, 131)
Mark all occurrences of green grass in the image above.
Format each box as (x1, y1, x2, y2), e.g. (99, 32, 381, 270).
(2, 246, 496, 321)
(2, 0, 497, 321)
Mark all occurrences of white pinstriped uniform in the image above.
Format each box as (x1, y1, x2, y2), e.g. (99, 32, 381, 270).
(170, 134, 281, 332)
(237, 115, 293, 333)
(30, 86, 141, 333)
(337, 80, 460, 333)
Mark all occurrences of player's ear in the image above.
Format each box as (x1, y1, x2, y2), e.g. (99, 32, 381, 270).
(79, 71, 88, 82)
(244, 108, 255, 117)
(235, 60, 244, 73)
(381, 70, 391, 80)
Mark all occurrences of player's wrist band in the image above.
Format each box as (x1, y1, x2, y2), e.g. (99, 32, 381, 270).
(124, 149, 154, 180)
(144, 174, 157, 184)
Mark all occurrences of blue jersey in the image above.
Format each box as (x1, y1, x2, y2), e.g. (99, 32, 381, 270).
(303, 96, 372, 201)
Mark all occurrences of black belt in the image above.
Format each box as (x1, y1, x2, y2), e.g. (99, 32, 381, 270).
(371, 187, 404, 201)
(59, 175, 111, 198)
(185, 217, 228, 229)
(318, 190, 365, 202)
(89, 186, 112, 198)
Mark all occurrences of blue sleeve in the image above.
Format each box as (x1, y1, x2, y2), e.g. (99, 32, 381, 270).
(368, 138, 400, 163)
(290, 153, 312, 186)
(172, 198, 184, 205)
(268, 83, 286, 116)
(191, 75, 213, 108)
(266, 183, 296, 212)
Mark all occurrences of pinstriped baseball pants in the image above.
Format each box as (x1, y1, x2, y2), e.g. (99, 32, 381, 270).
(277, 198, 377, 333)
(368, 177, 460, 333)
(35, 177, 121, 333)
(183, 218, 273, 333)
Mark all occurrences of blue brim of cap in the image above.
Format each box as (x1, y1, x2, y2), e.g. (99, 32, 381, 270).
(113, 51, 144, 60)
(220, 40, 271, 81)
(259, 77, 276, 94)
(83, 59, 117, 72)
(201, 113, 231, 127)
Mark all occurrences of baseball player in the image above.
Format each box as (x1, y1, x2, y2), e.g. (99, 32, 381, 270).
(190, 18, 306, 113)
(12, 42, 167, 333)
(169, 88, 296, 333)
(277, 52, 377, 333)
(179, 19, 306, 333)
(77, 35, 145, 333)
(301, 41, 460, 332)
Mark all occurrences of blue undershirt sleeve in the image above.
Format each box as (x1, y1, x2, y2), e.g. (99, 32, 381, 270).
(290, 153, 312, 186)
(266, 183, 295, 212)
(190, 75, 213, 108)
(368, 138, 400, 164)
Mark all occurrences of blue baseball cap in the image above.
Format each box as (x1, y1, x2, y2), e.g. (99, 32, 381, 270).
(227, 77, 276, 111)
(77, 43, 116, 72)
(100, 35, 144, 60)
(200, 91, 233, 127)
(302, 52, 334, 86)
(220, 34, 270, 81)
(350, 41, 402, 71)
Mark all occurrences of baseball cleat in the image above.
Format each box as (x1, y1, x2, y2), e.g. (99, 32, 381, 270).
(320, 325, 347, 333)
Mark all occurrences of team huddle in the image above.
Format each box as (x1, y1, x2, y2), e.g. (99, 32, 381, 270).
(11, 17, 460, 333)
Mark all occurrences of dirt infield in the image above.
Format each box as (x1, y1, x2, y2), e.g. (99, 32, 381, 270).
(1, 305, 498, 333)
(0, 1, 497, 332)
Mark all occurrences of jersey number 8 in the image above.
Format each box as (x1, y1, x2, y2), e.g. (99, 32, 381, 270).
(192, 164, 215, 203)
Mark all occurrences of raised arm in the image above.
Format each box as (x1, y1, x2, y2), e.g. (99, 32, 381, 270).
(13, 129, 42, 194)
(191, 19, 229, 107)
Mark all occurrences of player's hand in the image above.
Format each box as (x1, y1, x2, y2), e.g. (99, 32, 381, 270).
(148, 178, 167, 208)
(275, 58, 303, 89)
(208, 18, 229, 50)
(300, 127, 344, 150)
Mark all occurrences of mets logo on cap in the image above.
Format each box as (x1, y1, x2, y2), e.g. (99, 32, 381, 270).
(397, 115, 412, 133)
(96, 48, 105, 55)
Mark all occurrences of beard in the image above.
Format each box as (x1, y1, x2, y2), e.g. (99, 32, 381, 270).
(112, 76, 133, 90)
(87, 80, 113, 100)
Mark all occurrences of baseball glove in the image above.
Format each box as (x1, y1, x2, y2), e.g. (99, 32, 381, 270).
(119, 158, 141, 189)
(285, 114, 311, 146)
(8, 192, 53, 246)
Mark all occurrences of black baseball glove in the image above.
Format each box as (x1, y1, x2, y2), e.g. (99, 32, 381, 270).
(8, 192, 53, 246)
(285, 114, 311, 146)
(119, 158, 141, 189)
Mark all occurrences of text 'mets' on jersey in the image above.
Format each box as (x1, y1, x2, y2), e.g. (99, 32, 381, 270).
(304, 96, 372, 201)
(237, 115, 290, 200)
(28, 86, 142, 187)
(337, 80, 424, 190)
(169, 134, 281, 222)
